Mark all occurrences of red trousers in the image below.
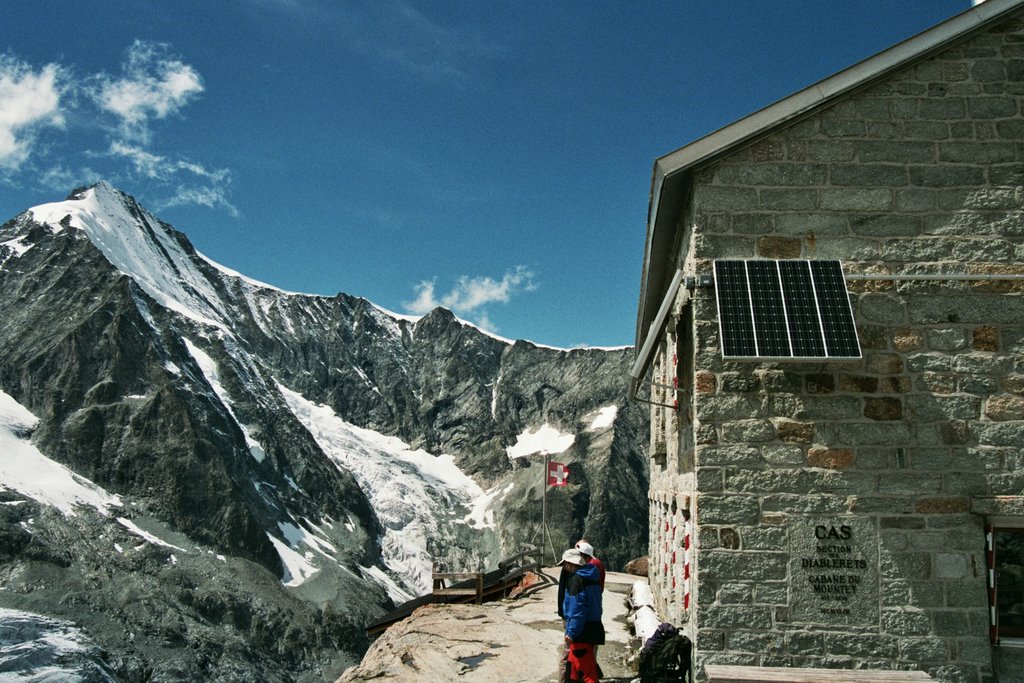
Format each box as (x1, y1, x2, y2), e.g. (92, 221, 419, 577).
(566, 642, 600, 682)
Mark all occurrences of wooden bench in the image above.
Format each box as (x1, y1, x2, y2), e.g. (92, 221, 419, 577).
(705, 664, 934, 683)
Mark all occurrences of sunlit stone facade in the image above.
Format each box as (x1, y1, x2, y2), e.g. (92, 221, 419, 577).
(637, 4, 1024, 680)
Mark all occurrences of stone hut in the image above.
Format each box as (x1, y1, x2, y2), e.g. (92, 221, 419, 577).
(631, 1, 1024, 680)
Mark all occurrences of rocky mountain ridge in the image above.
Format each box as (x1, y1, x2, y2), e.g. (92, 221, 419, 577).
(0, 182, 648, 681)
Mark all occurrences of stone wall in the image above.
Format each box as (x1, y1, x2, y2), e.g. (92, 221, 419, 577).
(649, 300, 696, 624)
(648, 11, 1024, 682)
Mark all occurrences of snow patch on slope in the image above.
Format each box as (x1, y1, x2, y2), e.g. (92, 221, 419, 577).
(266, 533, 319, 587)
(506, 424, 575, 460)
(1, 235, 34, 258)
(116, 518, 187, 552)
(0, 390, 121, 516)
(587, 406, 618, 431)
(277, 383, 496, 596)
(183, 338, 266, 462)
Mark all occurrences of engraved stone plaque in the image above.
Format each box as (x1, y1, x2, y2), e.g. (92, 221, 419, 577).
(789, 516, 879, 625)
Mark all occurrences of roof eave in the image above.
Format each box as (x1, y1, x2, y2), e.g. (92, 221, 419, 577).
(654, 0, 1022, 182)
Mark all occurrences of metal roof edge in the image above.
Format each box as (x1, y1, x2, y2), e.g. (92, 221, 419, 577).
(653, 0, 1024, 179)
(635, 164, 668, 347)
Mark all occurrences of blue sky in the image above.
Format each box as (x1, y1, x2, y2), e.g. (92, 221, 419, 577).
(0, 0, 970, 348)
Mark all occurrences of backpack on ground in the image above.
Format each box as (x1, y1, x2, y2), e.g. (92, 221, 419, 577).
(638, 629, 692, 683)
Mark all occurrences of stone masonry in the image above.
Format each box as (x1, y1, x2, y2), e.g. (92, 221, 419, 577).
(646, 10, 1024, 683)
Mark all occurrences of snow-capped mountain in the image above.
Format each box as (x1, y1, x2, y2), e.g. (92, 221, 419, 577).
(0, 183, 648, 681)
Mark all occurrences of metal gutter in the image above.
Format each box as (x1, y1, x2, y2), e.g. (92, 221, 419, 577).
(629, 268, 686, 398)
(846, 273, 1024, 281)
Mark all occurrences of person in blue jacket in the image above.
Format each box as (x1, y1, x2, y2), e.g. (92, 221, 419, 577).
(560, 548, 605, 682)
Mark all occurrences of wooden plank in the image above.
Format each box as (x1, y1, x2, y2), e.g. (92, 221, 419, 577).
(433, 572, 482, 581)
(705, 665, 934, 683)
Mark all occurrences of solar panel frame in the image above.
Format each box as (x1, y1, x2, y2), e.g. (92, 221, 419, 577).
(713, 259, 861, 361)
(810, 260, 862, 359)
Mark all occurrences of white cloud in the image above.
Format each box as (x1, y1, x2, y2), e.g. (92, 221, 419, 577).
(94, 40, 203, 142)
(0, 55, 66, 170)
(38, 164, 101, 191)
(159, 185, 239, 218)
(1, 43, 234, 218)
(105, 142, 237, 215)
(404, 266, 536, 329)
(108, 142, 228, 182)
(405, 280, 441, 316)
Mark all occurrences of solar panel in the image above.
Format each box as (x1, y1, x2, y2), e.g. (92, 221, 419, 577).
(713, 259, 861, 361)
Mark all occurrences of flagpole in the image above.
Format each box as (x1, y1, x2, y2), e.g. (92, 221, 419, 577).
(542, 452, 548, 566)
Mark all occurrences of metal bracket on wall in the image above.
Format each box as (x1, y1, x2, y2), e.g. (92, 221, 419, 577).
(648, 380, 686, 394)
(631, 395, 681, 410)
(683, 274, 714, 290)
(630, 377, 685, 410)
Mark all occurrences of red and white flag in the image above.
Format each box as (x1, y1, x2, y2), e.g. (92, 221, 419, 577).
(547, 460, 569, 487)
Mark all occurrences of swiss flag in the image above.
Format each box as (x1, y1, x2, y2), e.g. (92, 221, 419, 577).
(547, 460, 569, 487)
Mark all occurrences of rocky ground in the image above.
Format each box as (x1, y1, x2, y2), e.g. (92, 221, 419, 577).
(336, 568, 645, 683)
(0, 497, 371, 682)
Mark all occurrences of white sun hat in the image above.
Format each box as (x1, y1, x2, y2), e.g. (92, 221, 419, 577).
(559, 548, 586, 566)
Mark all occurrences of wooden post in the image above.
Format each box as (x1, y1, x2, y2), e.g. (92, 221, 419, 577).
(542, 452, 548, 565)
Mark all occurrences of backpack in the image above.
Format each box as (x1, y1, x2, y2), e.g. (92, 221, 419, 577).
(638, 631, 692, 683)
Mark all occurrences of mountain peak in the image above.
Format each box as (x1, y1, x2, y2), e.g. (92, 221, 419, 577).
(67, 179, 119, 201)
(27, 184, 229, 330)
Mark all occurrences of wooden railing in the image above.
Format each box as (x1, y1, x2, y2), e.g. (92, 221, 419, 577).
(430, 544, 544, 605)
(431, 571, 485, 604)
(499, 543, 542, 578)
(368, 545, 548, 635)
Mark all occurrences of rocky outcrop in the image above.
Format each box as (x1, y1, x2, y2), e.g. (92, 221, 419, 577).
(337, 602, 556, 682)
(624, 556, 649, 576)
(337, 570, 644, 683)
(0, 493, 374, 682)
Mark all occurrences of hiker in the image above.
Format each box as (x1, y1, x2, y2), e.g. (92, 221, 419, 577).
(575, 539, 606, 591)
(574, 539, 606, 665)
(560, 539, 605, 619)
(561, 548, 604, 682)
(555, 550, 572, 683)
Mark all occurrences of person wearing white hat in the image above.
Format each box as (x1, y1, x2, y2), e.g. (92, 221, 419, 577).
(575, 540, 606, 591)
(559, 547, 604, 682)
